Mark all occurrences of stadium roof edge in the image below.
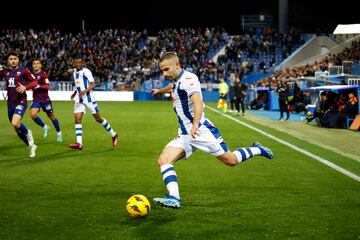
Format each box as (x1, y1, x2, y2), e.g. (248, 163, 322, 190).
(333, 24, 360, 34)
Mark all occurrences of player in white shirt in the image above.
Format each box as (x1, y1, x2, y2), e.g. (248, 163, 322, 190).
(152, 52, 274, 208)
(69, 55, 118, 150)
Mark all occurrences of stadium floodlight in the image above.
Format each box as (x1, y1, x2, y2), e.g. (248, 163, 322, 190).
(333, 24, 360, 34)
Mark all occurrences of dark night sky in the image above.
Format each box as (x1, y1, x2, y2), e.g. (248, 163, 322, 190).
(0, 0, 358, 34)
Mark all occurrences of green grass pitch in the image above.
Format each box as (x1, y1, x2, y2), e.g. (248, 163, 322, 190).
(0, 101, 359, 239)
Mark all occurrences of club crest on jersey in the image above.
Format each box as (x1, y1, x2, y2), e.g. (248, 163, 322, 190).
(17, 72, 21, 76)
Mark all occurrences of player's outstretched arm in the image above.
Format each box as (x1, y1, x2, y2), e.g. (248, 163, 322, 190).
(17, 69, 39, 93)
(190, 93, 203, 139)
(152, 83, 173, 95)
(70, 90, 77, 100)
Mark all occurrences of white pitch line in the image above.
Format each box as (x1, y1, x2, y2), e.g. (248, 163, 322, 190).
(206, 105, 360, 183)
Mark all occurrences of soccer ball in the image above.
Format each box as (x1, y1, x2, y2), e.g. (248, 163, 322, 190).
(126, 194, 151, 218)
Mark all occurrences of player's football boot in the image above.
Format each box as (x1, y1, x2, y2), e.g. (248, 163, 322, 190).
(57, 134, 63, 142)
(43, 125, 50, 138)
(112, 133, 118, 148)
(68, 143, 83, 150)
(29, 144, 37, 158)
(252, 142, 274, 159)
(153, 195, 181, 208)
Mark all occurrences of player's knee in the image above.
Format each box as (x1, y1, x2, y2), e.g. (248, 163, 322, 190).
(11, 121, 20, 129)
(157, 154, 170, 166)
(95, 116, 103, 123)
(30, 112, 37, 119)
(47, 113, 55, 120)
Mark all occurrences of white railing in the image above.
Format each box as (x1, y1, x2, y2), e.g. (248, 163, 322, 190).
(348, 78, 360, 86)
(329, 66, 343, 75)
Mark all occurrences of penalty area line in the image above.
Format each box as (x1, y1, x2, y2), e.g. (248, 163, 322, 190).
(206, 105, 360, 183)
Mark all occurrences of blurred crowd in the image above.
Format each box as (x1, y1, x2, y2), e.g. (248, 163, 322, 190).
(1, 26, 307, 90)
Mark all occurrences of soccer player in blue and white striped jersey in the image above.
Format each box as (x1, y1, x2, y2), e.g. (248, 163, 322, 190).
(68, 55, 118, 150)
(152, 52, 274, 208)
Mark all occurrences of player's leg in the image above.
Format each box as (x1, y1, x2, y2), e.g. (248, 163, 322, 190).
(153, 146, 185, 208)
(29, 102, 50, 138)
(11, 114, 29, 145)
(92, 109, 118, 147)
(11, 112, 37, 157)
(7, 107, 28, 146)
(47, 111, 62, 142)
(217, 142, 274, 166)
(71, 112, 84, 148)
(195, 120, 273, 165)
(69, 102, 85, 149)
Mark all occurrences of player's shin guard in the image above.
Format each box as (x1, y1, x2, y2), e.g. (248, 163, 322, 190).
(33, 117, 45, 127)
(52, 119, 61, 132)
(75, 124, 82, 144)
(101, 118, 116, 137)
(161, 164, 180, 200)
(233, 147, 261, 163)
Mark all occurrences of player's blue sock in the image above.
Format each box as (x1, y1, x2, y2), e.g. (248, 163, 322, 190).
(160, 164, 180, 200)
(52, 118, 61, 132)
(233, 147, 261, 163)
(17, 131, 29, 146)
(19, 123, 29, 134)
(101, 119, 116, 137)
(33, 117, 45, 127)
(75, 124, 82, 144)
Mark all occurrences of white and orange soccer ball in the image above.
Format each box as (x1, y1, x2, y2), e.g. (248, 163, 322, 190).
(126, 194, 151, 218)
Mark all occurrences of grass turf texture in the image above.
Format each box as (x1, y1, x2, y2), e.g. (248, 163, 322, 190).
(0, 101, 359, 239)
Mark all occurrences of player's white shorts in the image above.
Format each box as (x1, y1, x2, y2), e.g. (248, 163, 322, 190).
(74, 101, 99, 114)
(166, 120, 229, 158)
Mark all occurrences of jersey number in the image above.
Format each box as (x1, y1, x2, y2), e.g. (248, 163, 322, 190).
(8, 77, 15, 87)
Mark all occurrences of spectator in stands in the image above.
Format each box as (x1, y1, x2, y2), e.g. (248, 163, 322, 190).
(277, 77, 290, 121)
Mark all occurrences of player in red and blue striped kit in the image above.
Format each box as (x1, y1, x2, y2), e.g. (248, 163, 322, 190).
(0, 52, 39, 157)
(29, 59, 62, 142)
